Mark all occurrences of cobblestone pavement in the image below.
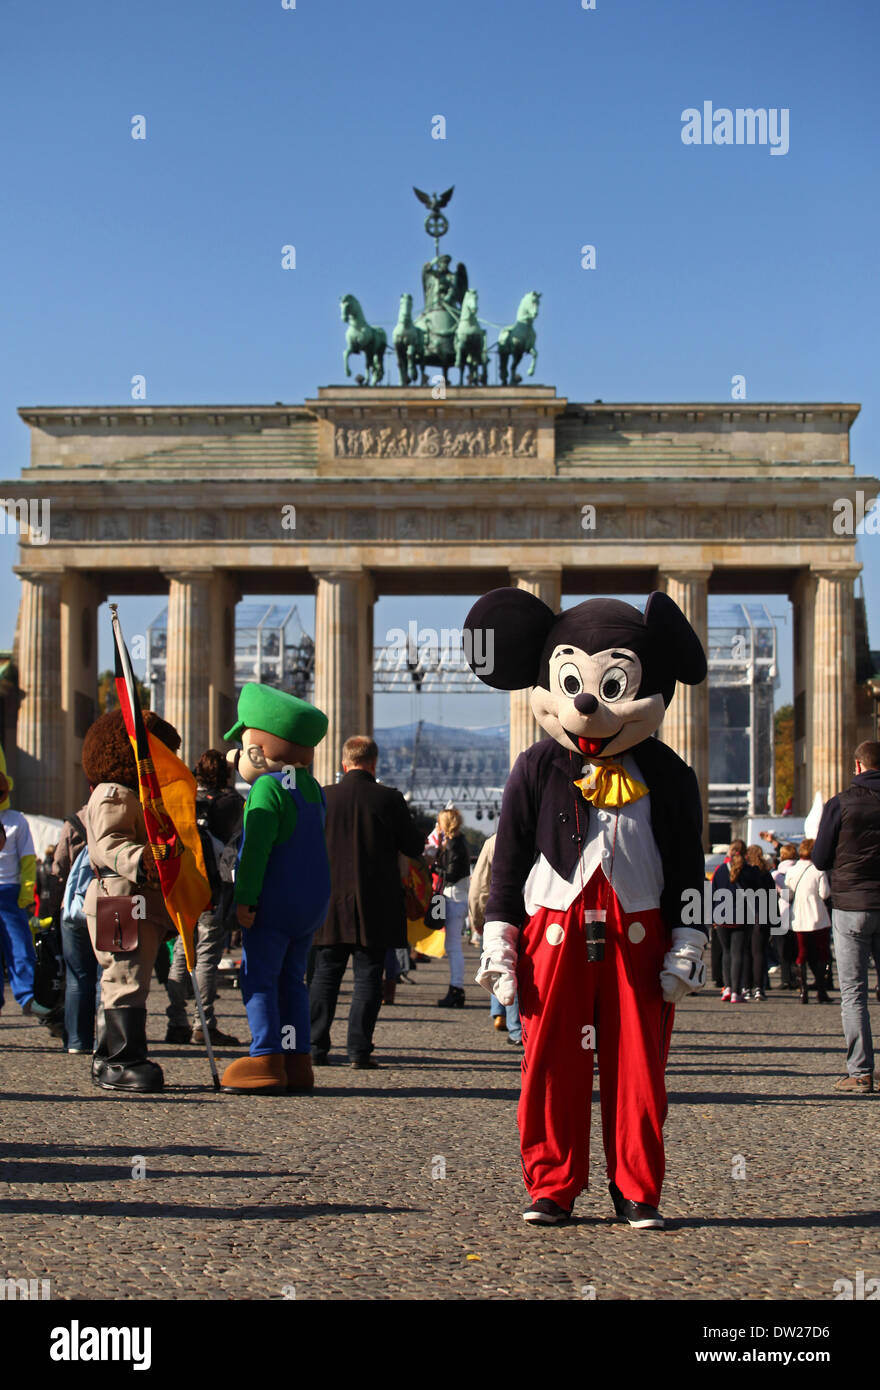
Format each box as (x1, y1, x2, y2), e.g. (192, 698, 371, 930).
(1, 946, 878, 1301)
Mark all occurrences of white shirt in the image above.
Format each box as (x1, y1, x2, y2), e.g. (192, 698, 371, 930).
(786, 859, 831, 932)
(0, 809, 36, 885)
(523, 752, 664, 916)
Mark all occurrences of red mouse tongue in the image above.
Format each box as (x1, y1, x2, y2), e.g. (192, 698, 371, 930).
(578, 737, 604, 756)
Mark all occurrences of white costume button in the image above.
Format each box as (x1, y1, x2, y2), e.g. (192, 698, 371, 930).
(545, 922, 565, 946)
(627, 921, 646, 944)
(597, 811, 608, 822)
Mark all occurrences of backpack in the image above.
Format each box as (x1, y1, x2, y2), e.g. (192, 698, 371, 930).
(218, 832, 242, 884)
(195, 795, 225, 904)
(62, 845, 95, 928)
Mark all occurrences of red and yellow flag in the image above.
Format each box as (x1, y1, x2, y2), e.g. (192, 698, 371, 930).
(111, 607, 210, 971)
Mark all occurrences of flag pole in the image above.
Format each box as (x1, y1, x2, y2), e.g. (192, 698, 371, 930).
(188, 955, 221, 1092)
(110, 603, 219, 1092)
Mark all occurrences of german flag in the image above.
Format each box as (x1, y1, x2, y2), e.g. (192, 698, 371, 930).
(111, 606, 210, 971)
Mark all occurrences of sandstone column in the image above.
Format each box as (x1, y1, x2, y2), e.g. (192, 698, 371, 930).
(507, 567, 562, 765)
(789, 569, 817, 814)
(164, 571, 213, 768)
(311, 568, 374, 786)
(14, 569, 63, 816)
(811, 567, 858, 802)
(60, 571, 102, 814)
(659, 568, 711, 848)
(207, 571, 240, 750)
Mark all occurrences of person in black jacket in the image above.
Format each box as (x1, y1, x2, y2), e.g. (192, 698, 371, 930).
(432, 807, 471, 1008)
(812, 741, 880, 1094)
(309, 735, 424, 1068)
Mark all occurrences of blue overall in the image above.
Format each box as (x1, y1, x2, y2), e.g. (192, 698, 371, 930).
(239, 771, 330, 1057)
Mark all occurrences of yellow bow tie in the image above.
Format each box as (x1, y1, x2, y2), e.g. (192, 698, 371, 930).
(574, 761, 648, 808)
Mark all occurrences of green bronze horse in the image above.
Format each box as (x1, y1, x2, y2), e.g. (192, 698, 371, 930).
(454, 289, 488, 386)
(393, 292, 424, 386)
(498, 291, 541, 385)
(340, 293, 387, 385)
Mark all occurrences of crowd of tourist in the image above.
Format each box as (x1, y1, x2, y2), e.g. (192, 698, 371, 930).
(2, 729, 879, 1095)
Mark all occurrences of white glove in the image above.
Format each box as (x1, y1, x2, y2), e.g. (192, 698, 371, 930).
(475, 921, 519, 1005)
(660, 927, 707, 1003)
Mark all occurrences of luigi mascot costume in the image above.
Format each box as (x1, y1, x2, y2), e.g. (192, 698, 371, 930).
(220, 683, 331, 1095)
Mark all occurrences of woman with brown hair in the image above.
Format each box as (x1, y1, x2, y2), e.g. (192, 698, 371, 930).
(743, 844, 776, 1001)
(432, 806, 471, 1008)
(786, 838, 832, 1004)
(718, 849, 748, 1002)
(81, 708, 182, 1092)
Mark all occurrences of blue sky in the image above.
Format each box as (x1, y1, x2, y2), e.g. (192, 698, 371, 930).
(0, 0, 877, 727)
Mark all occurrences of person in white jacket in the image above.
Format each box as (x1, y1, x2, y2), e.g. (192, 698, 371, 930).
(786, 839, 832, 1003)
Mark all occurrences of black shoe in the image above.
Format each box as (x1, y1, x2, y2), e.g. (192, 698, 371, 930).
(523, 1198, 571, 1225)
(350, 1056, 380, 1069)
(507, 1034, 523, 1047)
(165, 1024, 193, 1045)
(93, 1008, 164, 1094)
(609, 1181, 664, 1229)
(311, 1051, 330, 1066)
(437, 987, 465, 1008)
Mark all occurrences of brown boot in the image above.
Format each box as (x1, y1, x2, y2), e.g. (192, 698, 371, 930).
(220, 1053, 287, 1094)
(284, 1053, 314, 1092)
(381, 979, 397, 1005)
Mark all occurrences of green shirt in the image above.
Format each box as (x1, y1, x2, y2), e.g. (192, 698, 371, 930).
(233, 769, 322, 905)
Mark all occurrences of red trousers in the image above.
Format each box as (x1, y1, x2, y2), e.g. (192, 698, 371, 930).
(516, 871, 673, 1210)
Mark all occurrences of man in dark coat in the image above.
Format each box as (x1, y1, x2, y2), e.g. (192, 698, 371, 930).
(812, 740, 880, 1094)
(309, 735, 424, 1068)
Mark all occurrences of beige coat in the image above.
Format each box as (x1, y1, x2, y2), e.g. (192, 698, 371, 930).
(467, 833, 496, 934)
(83, 782, 170, 928)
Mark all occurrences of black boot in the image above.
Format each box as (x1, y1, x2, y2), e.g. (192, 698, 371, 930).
(437, 986, 465, 1009)
(91, 1013, 108, 1083)
(94, 1008, 164, 1093)
(799, 963, 809, 1004)
(814, 969, 830, 1003)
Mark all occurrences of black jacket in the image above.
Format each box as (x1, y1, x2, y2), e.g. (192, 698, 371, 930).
(812, 770, 880, 910)
(435, 833, 470, 888)
(485, 736, 705, 936)
(313, 769, 425, 949)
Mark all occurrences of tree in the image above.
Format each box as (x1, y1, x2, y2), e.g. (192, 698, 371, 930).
(774, 704, 794, 813)
(96, 669, 151, 714)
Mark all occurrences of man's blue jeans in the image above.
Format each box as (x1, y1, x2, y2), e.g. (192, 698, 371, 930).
(490, 990, 522, 1043)
(61, 915, 100, 1051)
(832, 908, 880, 1077)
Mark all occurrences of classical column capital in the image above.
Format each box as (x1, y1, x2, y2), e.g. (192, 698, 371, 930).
(13, 566, 64, 585)
(658, 566, 713, 585)
(810, 564, 861, 582)
(509, 565, 563, 584)
(162, 568, 216, 584)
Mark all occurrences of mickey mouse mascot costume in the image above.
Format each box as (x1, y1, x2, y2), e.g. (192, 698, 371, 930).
(464, 589, 707, 1228)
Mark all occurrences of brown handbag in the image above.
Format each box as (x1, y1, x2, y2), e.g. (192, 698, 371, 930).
(95, 882, 140, 953)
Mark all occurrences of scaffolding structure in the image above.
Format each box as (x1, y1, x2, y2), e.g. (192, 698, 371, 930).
(706, 601, 779, 818)
(145, 603, 315, 714)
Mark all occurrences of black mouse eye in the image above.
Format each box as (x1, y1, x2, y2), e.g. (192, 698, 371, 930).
(558, 662, 583, 697)
(599, 666, 628, 702)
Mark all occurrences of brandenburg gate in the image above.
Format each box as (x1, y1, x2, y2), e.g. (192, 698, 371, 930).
(3, 388, 875, 836)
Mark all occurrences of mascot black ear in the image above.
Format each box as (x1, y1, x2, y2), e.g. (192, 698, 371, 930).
(463, 587, 558, 691)
(644, 591, 708, 687)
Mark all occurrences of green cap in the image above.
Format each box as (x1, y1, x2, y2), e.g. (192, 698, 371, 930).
(224, 683, 328, 748)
